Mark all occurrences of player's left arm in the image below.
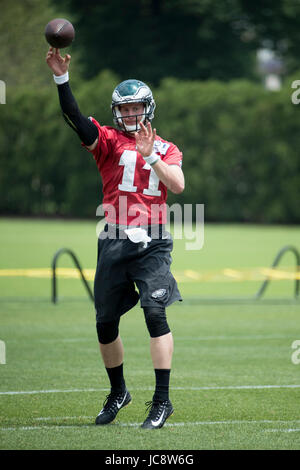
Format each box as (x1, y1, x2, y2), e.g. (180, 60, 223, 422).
(135, 122, 185, 194)
(149, 159, 184, 194)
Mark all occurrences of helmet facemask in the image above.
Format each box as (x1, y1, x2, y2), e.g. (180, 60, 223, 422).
(111, 80, 156, 133)
(113, 101, 147, 132)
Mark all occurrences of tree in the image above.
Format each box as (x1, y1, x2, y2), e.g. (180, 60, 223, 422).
(51, 0, 300, 85)
(0, 0, 82, 92)
(51, 0, 255, 85)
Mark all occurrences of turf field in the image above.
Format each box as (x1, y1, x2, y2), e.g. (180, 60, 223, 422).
(0, 218, 300, 450)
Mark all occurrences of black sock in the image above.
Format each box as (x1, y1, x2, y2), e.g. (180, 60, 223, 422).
(153, 369, 171, 402)
(105, 363, 126, 393)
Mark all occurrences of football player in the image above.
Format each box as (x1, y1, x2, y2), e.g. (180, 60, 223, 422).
(46, 47, 184, 429)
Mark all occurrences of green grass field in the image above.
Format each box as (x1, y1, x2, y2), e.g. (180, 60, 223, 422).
(0, 218, 300, 450)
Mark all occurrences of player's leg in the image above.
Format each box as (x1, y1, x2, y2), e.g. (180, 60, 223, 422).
(99, 334, 124, 368)
(95, 319, 131, 425)
(96, 319, 125, 387)
(129, 234, 181, 429)
(150, 331, 174, 370)
(141, 307, 174, 429)
(144, 306, 173, 400)
(93, 235, 139, 425)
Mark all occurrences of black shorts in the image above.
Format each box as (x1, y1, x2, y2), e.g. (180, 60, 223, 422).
(94, 225, 182, 323)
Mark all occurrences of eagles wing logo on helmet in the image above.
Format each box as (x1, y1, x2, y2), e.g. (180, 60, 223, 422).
(111, 79, 156, 132)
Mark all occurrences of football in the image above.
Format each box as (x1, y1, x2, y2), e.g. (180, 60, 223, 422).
(45, 18, 75, 49)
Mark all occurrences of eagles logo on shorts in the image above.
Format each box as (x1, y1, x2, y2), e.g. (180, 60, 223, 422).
(151, 289, 167, 299)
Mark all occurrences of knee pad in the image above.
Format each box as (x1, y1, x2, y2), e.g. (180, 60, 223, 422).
(143, 306, 170, 338)
(96, 318, 120, 344)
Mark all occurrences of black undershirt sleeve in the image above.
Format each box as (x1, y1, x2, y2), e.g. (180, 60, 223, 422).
(57, 81, 98, 146)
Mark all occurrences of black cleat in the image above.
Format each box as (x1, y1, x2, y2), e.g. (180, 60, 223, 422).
(141, 399, 174, 429)
(95, 389, 131, 425)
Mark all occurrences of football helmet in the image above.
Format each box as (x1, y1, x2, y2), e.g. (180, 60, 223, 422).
(111, 79, 156, 132)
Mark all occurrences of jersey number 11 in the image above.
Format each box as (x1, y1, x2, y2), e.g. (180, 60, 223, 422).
(118, 150, 161, 196)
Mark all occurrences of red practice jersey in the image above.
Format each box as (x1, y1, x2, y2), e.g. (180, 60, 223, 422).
(84, 118, 183, 225)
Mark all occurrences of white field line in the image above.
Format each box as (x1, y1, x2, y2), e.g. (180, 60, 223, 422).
(0, 388, 110, 395)
(34, 417, 300, 426)
(1, 384, 300, 396)
(2, 419, 300, 431)
(13, 334, 293, 343)
(265, 428, 300, 433)
(35, 416, 94, 421)
(175, 334, 294, 341)
(0, 425, 91, 431)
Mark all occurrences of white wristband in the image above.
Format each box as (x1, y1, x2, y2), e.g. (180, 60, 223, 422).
(143, 152, 160, 166)
(53, 71, 69, 85)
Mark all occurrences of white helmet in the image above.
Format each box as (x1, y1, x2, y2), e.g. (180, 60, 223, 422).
(111, 79, 156, 132)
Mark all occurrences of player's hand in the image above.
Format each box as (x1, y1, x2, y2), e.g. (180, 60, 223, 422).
(46, 47, 71, 76)
(135, 121, 156, 157)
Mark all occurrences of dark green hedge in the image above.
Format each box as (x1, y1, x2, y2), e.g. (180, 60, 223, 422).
(1, 72, 300, 222)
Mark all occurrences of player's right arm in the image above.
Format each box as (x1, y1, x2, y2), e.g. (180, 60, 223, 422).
(46, 47, 98, 150)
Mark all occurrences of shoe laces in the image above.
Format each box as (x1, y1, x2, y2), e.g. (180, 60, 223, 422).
(102, 391, 124, 413)
(144, 400, 165, 420)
